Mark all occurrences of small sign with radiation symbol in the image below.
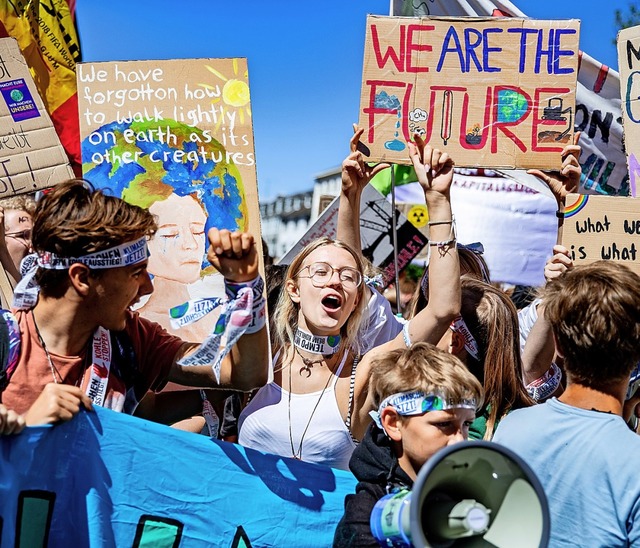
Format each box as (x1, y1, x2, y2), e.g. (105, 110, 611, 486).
(407, 205, 428, 228)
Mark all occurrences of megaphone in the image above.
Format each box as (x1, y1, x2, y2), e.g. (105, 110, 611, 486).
(370, 441, 550, 547)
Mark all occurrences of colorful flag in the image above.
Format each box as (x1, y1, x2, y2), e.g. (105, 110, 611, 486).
(0, 0, 81, 175)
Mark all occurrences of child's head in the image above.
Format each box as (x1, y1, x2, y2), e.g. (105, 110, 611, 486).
(543, 261, 640, 390)
(370, 342, 484, 479)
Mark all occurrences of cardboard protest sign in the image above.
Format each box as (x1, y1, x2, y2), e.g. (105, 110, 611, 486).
(77, 58, 261, 341)
(0, 38, 74, 198)
(280, 184, 427, 285)
(560, 193, 640, 274)
(618, 26, 640, 197)
(358, 16, 580, 170)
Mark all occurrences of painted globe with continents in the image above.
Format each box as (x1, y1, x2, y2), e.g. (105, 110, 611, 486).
(81, 118, 248, 255)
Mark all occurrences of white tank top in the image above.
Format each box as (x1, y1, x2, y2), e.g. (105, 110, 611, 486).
(238, 350, 357, 470)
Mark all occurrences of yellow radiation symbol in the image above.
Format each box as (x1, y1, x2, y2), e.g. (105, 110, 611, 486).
(407, 205, 428, 228)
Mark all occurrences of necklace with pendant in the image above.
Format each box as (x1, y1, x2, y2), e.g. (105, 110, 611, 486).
(293, 345, 327, 377)
(287, 351, 337, 461)
(32, 312, 85, 387)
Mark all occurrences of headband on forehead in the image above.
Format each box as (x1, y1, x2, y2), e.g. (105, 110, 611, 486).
(12, 237, 149, 310)
(37, 237, 149, 270)
(369, 390, 478, 431)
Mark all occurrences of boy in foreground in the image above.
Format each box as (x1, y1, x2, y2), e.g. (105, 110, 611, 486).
(333, 342, 483, 547)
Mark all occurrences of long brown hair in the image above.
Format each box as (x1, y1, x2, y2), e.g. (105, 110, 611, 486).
(459, 277, 534, 438)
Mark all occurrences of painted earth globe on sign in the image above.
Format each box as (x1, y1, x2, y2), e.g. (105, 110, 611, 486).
(81, 118, 248, 271)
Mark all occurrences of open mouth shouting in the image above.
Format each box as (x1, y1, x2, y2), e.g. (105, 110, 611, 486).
(321, 293, 343, 312)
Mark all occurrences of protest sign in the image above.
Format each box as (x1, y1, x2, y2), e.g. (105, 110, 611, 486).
(280, 184, 427, 285)
(0, 407, 355, 547)
(391, 0, 628, 196)
(391, 169, 558, 286)
(618, 26, 640, 197)
(560, 193, 640, 274)
(0, 37, 74, 198)
(358, 15, 580, 170)
(77, 58, 261, 341)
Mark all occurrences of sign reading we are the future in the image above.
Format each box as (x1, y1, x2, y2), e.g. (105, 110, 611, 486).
(358, 16, 580, 169)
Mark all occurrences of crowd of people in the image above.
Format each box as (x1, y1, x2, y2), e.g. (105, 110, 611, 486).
(1, 128, 640, 547)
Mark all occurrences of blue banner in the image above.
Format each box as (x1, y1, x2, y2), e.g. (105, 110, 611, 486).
(0, 407, 356, 547)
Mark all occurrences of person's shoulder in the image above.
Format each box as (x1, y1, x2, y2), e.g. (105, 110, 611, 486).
(123, 310, 183, 347)
(493, 402, 550, 440)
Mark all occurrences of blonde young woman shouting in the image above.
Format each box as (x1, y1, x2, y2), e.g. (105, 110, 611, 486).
(238, 135, 461, 469)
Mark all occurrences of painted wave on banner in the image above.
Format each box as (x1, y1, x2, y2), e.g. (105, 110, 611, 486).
(0, 407, 356, 547)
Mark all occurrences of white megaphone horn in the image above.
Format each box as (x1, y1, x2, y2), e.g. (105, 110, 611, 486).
(370, 441, 550, 547)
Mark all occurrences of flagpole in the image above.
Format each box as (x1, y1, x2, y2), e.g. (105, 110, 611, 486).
(390, 164, 401, 315)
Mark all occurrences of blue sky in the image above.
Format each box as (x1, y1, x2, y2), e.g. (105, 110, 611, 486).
(76, 0, 632, 202)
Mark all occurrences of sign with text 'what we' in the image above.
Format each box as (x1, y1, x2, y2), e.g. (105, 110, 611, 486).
(561, 193, 640, 275)
(358, 16, 580, 170)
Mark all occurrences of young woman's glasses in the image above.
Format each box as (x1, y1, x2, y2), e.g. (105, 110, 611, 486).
(296, 262, 362, 289)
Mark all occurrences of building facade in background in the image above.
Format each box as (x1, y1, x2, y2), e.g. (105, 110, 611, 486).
(260, 167, 341, 261)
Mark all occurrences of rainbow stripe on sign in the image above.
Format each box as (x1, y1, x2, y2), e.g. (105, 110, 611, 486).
(564, 195, 589, 218)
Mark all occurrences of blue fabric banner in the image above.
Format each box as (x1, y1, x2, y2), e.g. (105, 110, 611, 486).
(0, 407, 356, 547)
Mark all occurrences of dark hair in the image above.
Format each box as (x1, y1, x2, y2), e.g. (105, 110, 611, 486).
(544, 261, 640, 388)
(32, 179, 157, 297)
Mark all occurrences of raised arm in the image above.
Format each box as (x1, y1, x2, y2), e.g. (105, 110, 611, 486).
(337, 125, 389, 252)
(396, 136, 460, 346)
(519, 136, 581, 397)
(520, 245, 572, 398)
(168, 229, 269, 391)
(351, 140, 459, 440)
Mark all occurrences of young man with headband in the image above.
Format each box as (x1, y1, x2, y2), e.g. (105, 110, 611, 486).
(333, 342, 483, 547)
(0, 180, 268, 427)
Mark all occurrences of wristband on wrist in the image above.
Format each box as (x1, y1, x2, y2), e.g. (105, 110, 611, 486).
(526, 362, 562, 402)
(428, 215, 457, 255)
(225, 276, 266, 334)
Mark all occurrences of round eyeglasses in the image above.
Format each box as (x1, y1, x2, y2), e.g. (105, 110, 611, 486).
(296, 261, 363, 289)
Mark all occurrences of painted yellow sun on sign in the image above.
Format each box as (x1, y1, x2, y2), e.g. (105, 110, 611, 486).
(198, 59, 252, 130)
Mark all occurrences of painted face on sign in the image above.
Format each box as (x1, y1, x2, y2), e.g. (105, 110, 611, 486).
(147, 193, 207, 284)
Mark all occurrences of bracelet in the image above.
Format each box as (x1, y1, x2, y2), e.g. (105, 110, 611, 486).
(225, 276, 266, 334)
(556, 210, 564, 219)
(526, 362, 562, 402)
(428, 238, 456, 247)
(428, 219, 454, 226)
(428, 238, 457, 256)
